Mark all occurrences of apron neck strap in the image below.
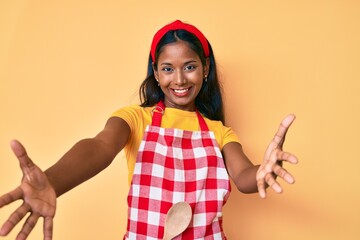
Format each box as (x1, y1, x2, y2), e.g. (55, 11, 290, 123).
(151, 100, 209, 131)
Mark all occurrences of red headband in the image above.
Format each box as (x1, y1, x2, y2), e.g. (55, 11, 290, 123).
(150, 20, 210, 62)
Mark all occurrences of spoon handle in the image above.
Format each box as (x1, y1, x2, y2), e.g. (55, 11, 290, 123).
(162, 233, 172, 240)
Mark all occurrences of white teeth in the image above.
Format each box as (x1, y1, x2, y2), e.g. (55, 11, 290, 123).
(174, 88, 189, 93)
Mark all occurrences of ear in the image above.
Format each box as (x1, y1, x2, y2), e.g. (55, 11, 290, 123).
(152, 62, 159, 81)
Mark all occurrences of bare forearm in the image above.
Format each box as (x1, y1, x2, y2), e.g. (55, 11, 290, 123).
(222, 142, 261, 194)
(233, 165, 260, 193)
(44, 138, 117, 197)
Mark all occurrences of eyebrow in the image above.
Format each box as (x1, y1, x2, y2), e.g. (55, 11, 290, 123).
(160, 60, 198, 66)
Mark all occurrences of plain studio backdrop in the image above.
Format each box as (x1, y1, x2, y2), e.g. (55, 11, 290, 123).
(1, 0, 359, 239)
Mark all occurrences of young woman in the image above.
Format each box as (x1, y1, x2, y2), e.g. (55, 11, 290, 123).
(0, 20, 298, 239)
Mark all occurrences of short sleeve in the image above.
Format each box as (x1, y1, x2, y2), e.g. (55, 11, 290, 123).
(222, 126, 240, 148)
(111, 105, 142, 134)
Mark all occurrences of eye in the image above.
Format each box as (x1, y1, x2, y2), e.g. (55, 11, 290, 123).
(184, 65, 197, 71)
(161, 67, 173, 72)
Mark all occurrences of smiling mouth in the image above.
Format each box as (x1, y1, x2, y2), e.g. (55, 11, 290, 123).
(174, 88, 189, 93)
(171, 87, 191, 96)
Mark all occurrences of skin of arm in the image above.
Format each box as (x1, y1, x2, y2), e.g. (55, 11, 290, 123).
(0, 116, 131, 239)
(222, 114, 298, 197)
(222, 142, 260, 194)
(45, 116, 130, 197)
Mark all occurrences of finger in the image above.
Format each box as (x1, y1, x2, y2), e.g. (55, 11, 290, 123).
(0, 203, 30, 236)
(10, 140, 35, 181)
(0, 187, 23, 208)
(257, 177, 267, 199)
(16, 213, 39, 240)
(276, 150, 299, 165)
(265, 173, 282, 193)
(272, 114, 296, 148)
(272, 164, 295, 184)
(43, 217, 54, 240)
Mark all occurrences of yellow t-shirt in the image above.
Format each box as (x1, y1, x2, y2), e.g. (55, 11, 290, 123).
(112, 105, 240, 184)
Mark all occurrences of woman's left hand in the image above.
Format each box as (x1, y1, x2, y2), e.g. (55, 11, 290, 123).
(256, 114, 299, 198)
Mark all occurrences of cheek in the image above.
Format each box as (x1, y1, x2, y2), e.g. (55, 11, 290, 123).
(158, 74, 172, 86)
(189, 72, 204, 83)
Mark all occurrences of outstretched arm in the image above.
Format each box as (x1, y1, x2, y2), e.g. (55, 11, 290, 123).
(0, 140, 56, 240)
(0, 117, 130, 239)
(45, 117, 130, 197)
(222, 114, 298, 198)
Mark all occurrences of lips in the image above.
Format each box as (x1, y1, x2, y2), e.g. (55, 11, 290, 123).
(171, 87, 191, 97)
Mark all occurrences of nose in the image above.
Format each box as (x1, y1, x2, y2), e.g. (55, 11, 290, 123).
(174, 70, 186, 85)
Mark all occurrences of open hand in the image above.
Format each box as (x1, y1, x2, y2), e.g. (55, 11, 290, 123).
(256, 114, 299, 198)
(0, 140, 56, 240)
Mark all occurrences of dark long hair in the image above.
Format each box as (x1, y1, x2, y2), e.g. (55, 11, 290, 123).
(139, 30, 225, 124)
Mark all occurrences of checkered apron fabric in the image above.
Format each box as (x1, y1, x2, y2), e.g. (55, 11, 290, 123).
(124, 102, 231, 240)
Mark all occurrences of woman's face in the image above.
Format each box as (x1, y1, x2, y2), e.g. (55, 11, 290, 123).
(154, 40, 209, 111)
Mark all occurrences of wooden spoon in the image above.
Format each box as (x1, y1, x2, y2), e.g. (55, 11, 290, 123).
(163, 202, 192, 240)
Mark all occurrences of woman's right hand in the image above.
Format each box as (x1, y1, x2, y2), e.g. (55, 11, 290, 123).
(0, 140, 56, 240)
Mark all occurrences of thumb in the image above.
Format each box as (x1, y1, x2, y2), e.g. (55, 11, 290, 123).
(10, 140, 35, 178)
(277, 114, 296, 149)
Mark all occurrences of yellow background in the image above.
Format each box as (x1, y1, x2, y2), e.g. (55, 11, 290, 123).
(1, 0, 359, 239)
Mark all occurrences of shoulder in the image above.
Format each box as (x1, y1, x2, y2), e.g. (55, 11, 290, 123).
(204, 117, 241, 149)
(111, 105, 153, 131)
(112, 104, 152, 118)
(203, 117, 228, 133)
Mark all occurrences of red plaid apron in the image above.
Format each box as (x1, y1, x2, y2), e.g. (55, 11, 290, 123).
(124, 101, 231, 239)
